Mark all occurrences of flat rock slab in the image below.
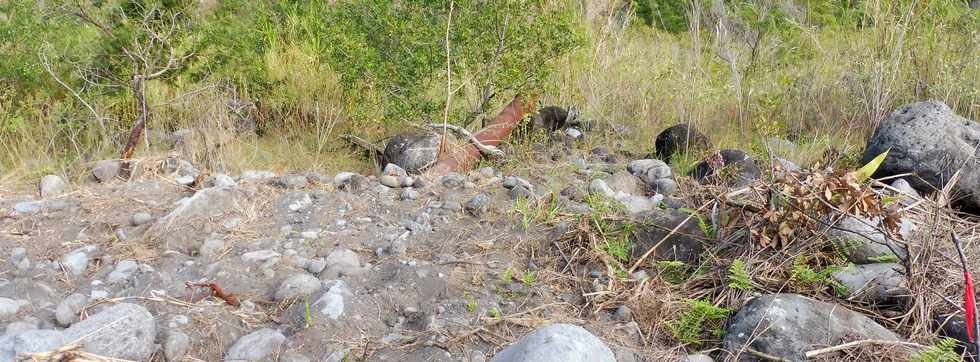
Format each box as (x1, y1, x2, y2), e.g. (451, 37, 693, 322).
(724, 293, 900, 362)
(63, 303, 156, 361)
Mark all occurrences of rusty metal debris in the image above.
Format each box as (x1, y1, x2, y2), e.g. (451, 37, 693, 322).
(185, 281, 240, 306)
(430, 95, 535, 176)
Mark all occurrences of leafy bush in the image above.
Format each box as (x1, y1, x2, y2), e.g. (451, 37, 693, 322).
(910, 338, 960, 362)
(291, 0, 584, 126)
(634, 0, 689, 33)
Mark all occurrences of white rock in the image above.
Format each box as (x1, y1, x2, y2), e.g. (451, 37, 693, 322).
(312, 281, 348, 320)
(39, 175, 69, 198)
(224, 328, 286, 361)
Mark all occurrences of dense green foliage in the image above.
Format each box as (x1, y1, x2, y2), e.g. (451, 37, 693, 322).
(0, 0, 582, 164)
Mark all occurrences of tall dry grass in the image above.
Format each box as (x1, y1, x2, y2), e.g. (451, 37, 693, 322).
(550, 0, 978, 168)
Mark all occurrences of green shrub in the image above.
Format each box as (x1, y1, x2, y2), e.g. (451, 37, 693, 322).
(634, 0, 689, 33)
(910, 338, 960, 362)
(666, 298, 732, 346)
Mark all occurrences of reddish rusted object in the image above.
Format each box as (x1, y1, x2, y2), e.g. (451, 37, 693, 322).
(430, 96, 534, 175)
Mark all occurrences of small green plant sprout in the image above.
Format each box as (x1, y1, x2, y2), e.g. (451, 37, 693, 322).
(727, 259, 753, 291)
(463, 292, 478, 313)
(488, 307, 501, 319)
(304, 297, 314, 327)
(655, 260, 690, 284)
(666, 299, 732, 346)
(521, 270, 536, 286)
(600, 236, 631, 263)
(791, 257, 848, 297)
(679, 208, 716, 238)
(910, 338, 959, 362)
(500, 268, 515, 283)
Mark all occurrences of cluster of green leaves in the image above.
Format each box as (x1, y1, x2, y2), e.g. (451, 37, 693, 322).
(910, 338, 960, 362)
(634, 0, 689, 33)
(582, 194, 635, 264)
(666, 298, 732, 346)
(655, 260, 690, 284)
(791, 257, 847, 297)
(727, 259, 753, 291)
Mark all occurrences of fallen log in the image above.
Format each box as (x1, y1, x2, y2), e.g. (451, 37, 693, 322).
(429, 95, 533, 176)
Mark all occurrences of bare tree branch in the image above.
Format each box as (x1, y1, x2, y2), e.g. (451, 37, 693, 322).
(39, 47, 109, 134)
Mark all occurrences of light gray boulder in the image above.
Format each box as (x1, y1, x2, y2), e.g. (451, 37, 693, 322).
(490, 324, 615, 362)
(724, 293, 900, 361)
(832, 263, 909, 304)
(224, 328, 285, 361)
(63, 303, 156, 361)
(40, 175, 69, 198)
(827, 215, 913, 264)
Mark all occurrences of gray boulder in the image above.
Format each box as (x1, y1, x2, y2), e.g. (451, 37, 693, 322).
(39, 175, 69, 198)
(832, 263, 908, 304)
(724, 294, 900, 361)
(224, 328, 285, 361)
(63, 303, 157, 360)
(10, 329, 65, 357)
(383, 132, 441, 174)
(629, 209, 711, 264)
(863, 101, 980, 211)
(490, 324, 615, 362)
(827, 215, 913, 264)
(690, 149, 762, 186)
(655, 124, 712, 162)
(92, 160, 122, 183)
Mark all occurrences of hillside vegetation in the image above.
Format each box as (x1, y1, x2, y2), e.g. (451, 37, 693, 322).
(0, 0, 977, 183)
